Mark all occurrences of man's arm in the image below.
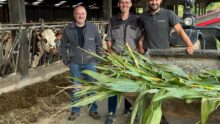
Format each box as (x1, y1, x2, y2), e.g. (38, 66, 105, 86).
(106, 40, 113, 53)
(137, 32, 145, 54)
(105, 21, 113, 53)
(95, 27, 103, 56)
(60, 29, 69, 65)
(174, 23, 194, 54)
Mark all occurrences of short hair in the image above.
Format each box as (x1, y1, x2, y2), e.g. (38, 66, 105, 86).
(118, 0, 132, 3)
(73, 5, 86, 14)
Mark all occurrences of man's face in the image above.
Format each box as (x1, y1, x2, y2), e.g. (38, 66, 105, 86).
(148, 0, 162, 11)
(118, 0, 132, 13)
(74, 7, 87, 25)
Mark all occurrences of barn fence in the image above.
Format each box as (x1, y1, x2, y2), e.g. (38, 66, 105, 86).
(0, 21, 108, 77)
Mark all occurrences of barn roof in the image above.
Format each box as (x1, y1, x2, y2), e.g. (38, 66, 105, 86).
(0, 0, 218, 7)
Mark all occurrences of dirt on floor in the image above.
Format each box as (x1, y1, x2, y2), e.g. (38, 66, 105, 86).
(0, 73, 72, 124)
(0, 72, 134, 124)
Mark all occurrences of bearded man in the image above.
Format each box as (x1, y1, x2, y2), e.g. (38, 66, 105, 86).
(138, 0, 194, 55)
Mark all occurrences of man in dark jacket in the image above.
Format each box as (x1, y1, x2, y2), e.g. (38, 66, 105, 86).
(105, 0, 141, 123)
(60, 5, 102, 121)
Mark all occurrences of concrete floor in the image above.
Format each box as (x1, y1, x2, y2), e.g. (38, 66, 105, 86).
(34, 99, 136, 124)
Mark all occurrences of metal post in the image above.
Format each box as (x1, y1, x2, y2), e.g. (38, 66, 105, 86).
(103, 0, 112, 20)
(0, 6, 3, 22)
(8, 0, 28, 78)
(0, 23, 2, 69)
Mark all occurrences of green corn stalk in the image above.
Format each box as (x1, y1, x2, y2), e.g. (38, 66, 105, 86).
(65, 45, 220, 124)
(215, 38, 220, 52)
(201, 98, 220, 124)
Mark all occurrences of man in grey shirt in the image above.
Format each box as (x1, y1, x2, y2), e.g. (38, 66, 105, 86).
(138, 0, 194, 54)
(105, 0, 141, 54)
(105, 0, 141, 124)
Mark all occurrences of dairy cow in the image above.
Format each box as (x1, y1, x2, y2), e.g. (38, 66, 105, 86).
(0, 32, 12, 65)
(30, 29, 59, 67)
(0, 28, 61, 70)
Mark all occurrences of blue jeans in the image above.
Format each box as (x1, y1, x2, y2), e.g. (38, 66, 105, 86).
(108, 95, 131, 115)
(69, 63, 98, 113)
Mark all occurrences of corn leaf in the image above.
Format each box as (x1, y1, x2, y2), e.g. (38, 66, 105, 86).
(71, 91, 116, 107)
(201, 98, 220, 124)
(65, 45, 220, 124)
(142, 90, 164, 124)
(130, 89, 159, 124)
(156, 64, 189, 79)
(82, 70, 116, 83)
(153, 88, 205, 102)
(105, 80, 142, 92)
(117, 93, 123, 109)
(125, 42, 139, 68)
(215, 38, 220, 52)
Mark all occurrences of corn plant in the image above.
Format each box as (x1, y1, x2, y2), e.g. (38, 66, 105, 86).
(68, 43, 220, 124)
(216, 38, 220, 51)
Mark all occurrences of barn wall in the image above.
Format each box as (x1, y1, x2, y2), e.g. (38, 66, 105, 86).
(0, 7, 3, 22)
(53, 8, 72, 21)
(25, 6, 103, 22)
(25, 6, 73, 22)
(0, 6, 9, 23)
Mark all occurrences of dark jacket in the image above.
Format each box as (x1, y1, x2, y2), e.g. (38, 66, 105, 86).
(105, 13, 141, 53)
(60, 21, 103, 65)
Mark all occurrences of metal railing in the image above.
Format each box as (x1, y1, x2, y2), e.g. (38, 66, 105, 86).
(0, 21, 109, 77)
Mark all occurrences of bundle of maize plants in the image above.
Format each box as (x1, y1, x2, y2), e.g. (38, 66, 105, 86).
(67, 40, 220, 124)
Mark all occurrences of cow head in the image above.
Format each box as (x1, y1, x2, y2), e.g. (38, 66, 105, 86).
(0, 32, 12, 65)
(38, 29, 58, 54)
(30, 29, 62, 68)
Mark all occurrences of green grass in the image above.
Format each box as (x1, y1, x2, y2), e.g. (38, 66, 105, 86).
(177, 2, 220, 17)
(207, 2, 220, 12)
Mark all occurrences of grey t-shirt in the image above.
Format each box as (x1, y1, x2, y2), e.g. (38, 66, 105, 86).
(139, 8, 180, 49)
